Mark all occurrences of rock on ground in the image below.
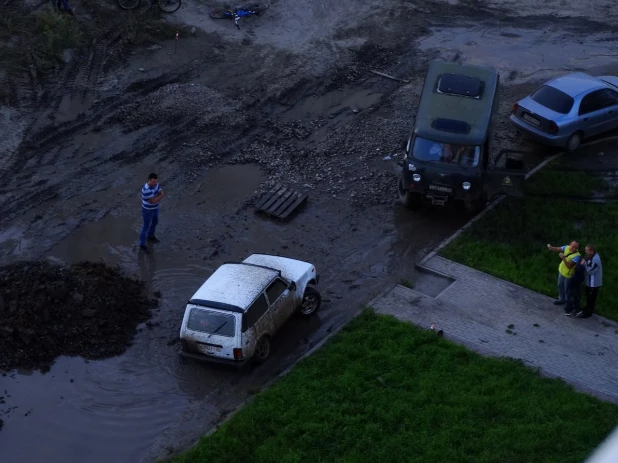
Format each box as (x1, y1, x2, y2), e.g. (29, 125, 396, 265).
(0, 261, 157, 372)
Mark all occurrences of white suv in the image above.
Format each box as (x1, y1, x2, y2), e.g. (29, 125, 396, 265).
(179, 254, 321, 365)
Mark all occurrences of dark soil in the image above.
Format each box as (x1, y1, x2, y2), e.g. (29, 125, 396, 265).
(0, 261, 157, 372)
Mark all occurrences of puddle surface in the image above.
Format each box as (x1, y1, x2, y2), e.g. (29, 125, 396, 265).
(284, 87, 382, 120)
(179, 164, 264, 209)
(418, 27, 618, 83)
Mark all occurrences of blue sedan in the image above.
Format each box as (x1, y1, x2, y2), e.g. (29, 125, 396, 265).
(510, 72, 618, 152)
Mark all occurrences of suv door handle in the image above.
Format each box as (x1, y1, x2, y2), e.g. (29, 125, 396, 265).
(583, 118, 589, 121)
(609, 110, 614, 114)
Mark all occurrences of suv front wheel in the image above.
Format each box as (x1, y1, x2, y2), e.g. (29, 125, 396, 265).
(300, 286, 321, 316)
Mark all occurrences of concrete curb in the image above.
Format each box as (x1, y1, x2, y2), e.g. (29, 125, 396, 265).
(417, 151, 563, 268)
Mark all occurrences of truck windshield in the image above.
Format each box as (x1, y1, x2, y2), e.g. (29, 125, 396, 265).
(412, 137, 480, 168)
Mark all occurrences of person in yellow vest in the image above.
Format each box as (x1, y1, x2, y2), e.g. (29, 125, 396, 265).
(547, 241, 581, 306)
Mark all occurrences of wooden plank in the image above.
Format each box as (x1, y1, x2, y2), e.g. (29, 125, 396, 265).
(258, 186, 288, 212)
(265, 189, 295, 215)
(369, 70, 410, 84)
(271, 192, 300, 217)
(256, 184, 283, 210)
(277, 192, 308, 220)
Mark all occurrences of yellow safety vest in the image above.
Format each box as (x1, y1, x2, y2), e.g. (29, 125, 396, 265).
(559, 246, 580, 278)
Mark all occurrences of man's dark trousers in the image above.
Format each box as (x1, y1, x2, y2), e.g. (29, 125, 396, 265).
(566, 283, 581, 314)
(140, 208, 159, 246)
(583, 286, 600, 317)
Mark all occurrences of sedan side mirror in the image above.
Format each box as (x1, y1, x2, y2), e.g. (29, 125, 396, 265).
(400, 139, 407, 150)
(289, 282, 297, 291)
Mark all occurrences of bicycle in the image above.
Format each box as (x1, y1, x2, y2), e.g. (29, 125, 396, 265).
(210, 4, 269, 30)
(117, 0, 181, 14)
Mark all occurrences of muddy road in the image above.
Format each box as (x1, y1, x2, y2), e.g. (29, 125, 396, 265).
(2, 0, 618, 461)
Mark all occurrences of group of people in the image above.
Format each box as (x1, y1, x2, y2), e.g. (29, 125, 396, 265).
(547, 241, 602, 319)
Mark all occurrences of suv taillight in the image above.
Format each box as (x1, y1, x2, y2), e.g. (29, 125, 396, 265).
(233, 348, 244, 360)
(512, 103, 518, 114)
(549, 121, 559, 134)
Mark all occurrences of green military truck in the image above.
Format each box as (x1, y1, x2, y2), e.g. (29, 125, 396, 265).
(398, 60, 526, 212)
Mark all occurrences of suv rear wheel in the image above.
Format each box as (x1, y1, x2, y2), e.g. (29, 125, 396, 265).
(300, 286, 321, 316)
(252, 335, 271, 364)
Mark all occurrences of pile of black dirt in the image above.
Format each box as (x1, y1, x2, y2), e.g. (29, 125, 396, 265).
(0, 261, 158, 372)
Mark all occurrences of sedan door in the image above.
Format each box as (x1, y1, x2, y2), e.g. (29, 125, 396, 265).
(598, 88, 618, 134)
(265, 278, 295, 332)
(578, 90, 612, 137)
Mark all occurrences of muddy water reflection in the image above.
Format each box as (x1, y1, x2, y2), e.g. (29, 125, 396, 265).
(418, 27, 618, 82)
(0, 166, 265, 463)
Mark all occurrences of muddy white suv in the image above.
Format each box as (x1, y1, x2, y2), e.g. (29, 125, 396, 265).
(179, 254, 321, 365)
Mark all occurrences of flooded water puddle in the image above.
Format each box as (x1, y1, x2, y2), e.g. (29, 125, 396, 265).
(284, 87, 382, 120)
(48, 214, 140, 267)
(418, 26, 618, 83)
(3, 213, 234, 463)
(175, 163, 265, 212)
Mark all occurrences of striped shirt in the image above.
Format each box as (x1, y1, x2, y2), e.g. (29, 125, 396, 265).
(584, 253, 603, 288)
(142, 183, 161, 210)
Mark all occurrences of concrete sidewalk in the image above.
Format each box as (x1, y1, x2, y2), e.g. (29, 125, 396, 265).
(372, 255, 618, 404)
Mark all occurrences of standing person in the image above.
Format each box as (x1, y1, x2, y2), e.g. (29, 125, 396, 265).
(140, 173, 164, 252)
(577, 244, 603, 319)
(565, 256, 585, 316)
(547, 241, 581, 305)
(52, 0, 74, 15)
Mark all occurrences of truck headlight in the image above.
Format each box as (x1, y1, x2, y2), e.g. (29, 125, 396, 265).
(462, 182, 471, 190)
(413, 174, 421, 182)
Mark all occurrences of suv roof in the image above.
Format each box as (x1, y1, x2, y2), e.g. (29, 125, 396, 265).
(414, 61, 499, 145)
(189, 262, 280, 312)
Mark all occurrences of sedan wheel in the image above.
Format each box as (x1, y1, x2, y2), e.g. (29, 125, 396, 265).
(252, 336, 271, 364)
(566, 132, 582, 152)
(300, 286, 321, 316)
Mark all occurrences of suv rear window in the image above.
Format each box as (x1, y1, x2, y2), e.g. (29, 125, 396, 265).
(187, 309, 235, 337)
(530, 85, 574, 114)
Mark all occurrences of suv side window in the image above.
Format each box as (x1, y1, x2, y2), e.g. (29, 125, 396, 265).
(265, 279, 287, 305)
(579, 90, 608, 115)
(242, 293, 268, 332)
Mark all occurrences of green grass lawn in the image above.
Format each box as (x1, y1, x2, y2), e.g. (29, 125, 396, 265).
(169, 311, 618, 463)
(441, 162, 618, 321)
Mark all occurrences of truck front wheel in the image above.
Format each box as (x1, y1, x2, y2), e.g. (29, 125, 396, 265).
(398, 175, 419, 208)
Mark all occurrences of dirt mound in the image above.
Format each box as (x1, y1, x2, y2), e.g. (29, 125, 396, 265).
(0, 261, 157, 372)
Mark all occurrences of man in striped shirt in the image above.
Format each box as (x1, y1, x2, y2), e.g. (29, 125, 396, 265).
(577, 244, 603, 319)
(140, 173, 164, 252)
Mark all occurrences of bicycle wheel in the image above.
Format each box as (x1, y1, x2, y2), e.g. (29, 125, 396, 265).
(157, 0, 181, 13)
(247, 4, 269, 12)
(117, 0, 141, 10)
(210, 10, 234, 19)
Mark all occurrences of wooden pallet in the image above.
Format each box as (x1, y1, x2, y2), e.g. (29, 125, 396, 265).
(255, 184, 308, 220)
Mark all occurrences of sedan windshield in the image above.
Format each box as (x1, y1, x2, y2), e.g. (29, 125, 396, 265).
(411, 137, 480, 168)
(187, 309, 235, 337)
(530, 85, 574, 114)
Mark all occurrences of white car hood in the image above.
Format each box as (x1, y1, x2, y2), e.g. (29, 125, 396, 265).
(243, 254, 314, 283)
